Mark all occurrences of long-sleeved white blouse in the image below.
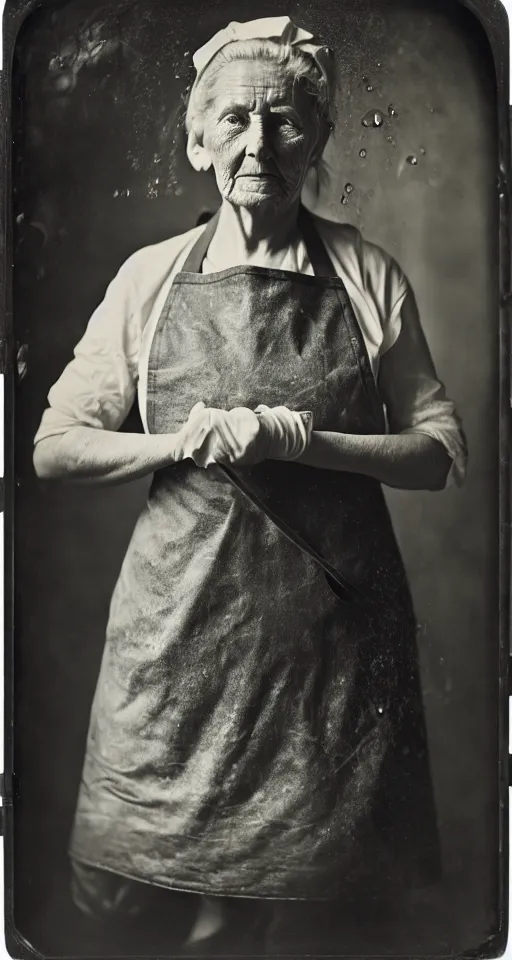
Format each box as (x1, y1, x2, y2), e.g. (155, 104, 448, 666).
(34, 214, 467, 484)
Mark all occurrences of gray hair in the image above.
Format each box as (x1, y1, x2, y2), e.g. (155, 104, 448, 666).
(185, 38, 336, 144)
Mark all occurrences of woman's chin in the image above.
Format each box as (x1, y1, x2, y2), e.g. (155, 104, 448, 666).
(226, 180, 289, 210)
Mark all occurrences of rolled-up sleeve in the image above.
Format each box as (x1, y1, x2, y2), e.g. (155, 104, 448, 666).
(377, 277, 468, 487)
(34, 261, 141, 444)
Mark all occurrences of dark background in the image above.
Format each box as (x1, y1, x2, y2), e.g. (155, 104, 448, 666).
(11, 0, 502, 955)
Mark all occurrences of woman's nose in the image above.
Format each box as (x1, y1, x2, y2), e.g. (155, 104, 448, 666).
(244, 118, 270, 160)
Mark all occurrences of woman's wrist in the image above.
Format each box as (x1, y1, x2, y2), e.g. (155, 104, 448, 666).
(296, 430, 350, 470)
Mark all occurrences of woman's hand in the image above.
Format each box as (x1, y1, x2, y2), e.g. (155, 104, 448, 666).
(255, 405, 313, 461)
(174, 403, 263, 467)
(175, 402, 313, 467)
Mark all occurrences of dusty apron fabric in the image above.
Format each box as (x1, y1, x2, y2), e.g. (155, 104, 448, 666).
(70, 209, 441, 899)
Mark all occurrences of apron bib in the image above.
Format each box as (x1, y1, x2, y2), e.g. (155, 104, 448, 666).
(70, 210, 441, 899)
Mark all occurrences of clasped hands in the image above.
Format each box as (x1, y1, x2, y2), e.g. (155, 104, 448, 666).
(173, 402, 313, 468)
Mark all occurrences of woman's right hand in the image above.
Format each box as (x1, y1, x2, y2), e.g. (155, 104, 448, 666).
(175, 402, 313, 468)
(174, 403, 264, 468)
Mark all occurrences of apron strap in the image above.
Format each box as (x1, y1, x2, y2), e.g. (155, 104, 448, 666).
(181, 211, 221, 273)
(181, 206, 338, 278)
(297, 207, 338, 278)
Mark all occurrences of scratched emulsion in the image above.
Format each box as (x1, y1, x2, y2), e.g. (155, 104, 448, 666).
(13, 0, 495, 241)
(12, 0, 486, 230)
(12, 0, 500, 955)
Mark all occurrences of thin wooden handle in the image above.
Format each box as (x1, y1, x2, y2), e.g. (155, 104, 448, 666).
(218, 464, 363, 605)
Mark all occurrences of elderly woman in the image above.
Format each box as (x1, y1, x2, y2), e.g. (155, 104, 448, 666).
(34, 15, 466, 954)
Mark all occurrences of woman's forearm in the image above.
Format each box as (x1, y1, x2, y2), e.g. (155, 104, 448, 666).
(34, 422, 452, 490)
(33, 426, 182, 485)
(296, 431, 451, 491)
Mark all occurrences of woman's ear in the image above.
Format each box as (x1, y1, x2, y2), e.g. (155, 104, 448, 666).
(186, 129, 212, 172)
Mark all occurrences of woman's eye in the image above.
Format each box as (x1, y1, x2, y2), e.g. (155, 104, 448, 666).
(274, 116, 300, 132)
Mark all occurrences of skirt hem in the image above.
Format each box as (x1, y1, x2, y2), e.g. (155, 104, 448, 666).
(68, 850, 349, 902)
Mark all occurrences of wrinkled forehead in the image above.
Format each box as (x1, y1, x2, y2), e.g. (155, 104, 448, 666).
(205, 57, 313, 114)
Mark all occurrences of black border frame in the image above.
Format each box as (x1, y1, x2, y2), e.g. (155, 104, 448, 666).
(1, 0, 510, 956)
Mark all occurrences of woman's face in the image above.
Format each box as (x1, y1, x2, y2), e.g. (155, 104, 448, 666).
(200, 58, 324, 214)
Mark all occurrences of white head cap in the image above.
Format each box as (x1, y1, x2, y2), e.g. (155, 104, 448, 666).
(192, 16, 335, 120)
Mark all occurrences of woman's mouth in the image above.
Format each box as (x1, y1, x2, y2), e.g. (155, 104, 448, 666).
(235, 171, 279, 179)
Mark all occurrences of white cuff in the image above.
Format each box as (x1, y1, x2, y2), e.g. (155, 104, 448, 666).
(401, 424, 468, 488)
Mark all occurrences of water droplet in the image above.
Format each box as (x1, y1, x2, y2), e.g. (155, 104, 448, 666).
(406, 155, 418, 165)
(387, 136, 395, 144)
(359, 148, 367, 158)
(16, 213, 24, 224)
(361, 109, 384, 128)
(377, 706, 384, 714)
(376, 61, 382, 68)
(341, 195, 349, 205)
(420, 147, 426, 155)
(388, 104, 398, 118)
(113, 189, 119, 198)
(366, 84, 373, 92)
(345, 183, 353, 194)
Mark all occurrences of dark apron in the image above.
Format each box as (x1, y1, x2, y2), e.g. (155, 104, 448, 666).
(70, 209, 441, 899)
